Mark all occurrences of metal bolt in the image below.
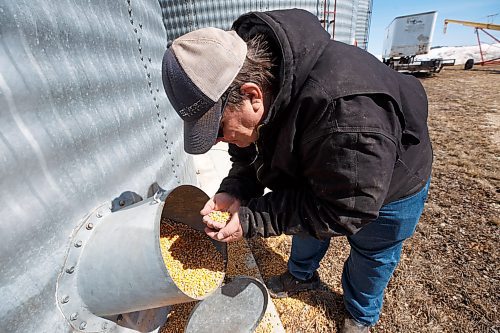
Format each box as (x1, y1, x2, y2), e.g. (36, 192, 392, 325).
(86, 223, 94, 230)
(70, 312, 78, 321)
(75, 240, 82, 248)
(79, 321, 87, 330)
(66, 266, 75, 274)
(61, 295, 70, 304)
(96, 212, 102, 218)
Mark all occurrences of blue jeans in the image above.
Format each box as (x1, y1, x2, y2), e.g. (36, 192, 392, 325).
(288, 179, 430, 326)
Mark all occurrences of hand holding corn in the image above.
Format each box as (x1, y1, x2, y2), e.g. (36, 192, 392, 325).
(200, 192, 240, 230)
(201, 192, 243, 242)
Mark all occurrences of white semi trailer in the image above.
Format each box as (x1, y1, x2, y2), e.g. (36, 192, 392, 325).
(382, 11, 454, 74)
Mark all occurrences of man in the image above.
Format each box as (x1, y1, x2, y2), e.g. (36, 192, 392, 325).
(162, 9, 432, 333)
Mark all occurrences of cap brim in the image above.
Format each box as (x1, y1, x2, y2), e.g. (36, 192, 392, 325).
(183, 99, 223, 154)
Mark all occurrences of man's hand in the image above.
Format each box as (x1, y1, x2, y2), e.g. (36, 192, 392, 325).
(201, 192, 243, 242)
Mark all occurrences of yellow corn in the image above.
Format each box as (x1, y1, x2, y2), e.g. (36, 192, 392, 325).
(207, 210, 231, 225)
(254, 311, 279, 333)
(159, 301, 198, 333)
(159, 219, 225, 299)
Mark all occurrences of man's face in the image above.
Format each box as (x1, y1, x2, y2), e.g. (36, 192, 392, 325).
(216, 83, 266, 148)
(216, 100, 260, 147)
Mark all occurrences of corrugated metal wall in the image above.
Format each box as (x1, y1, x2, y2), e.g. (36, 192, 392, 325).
(355, 0, 372, 50)
(159, 0, 372, 47)
(328, 0, 358, 44)
(0, 1, 195, 332)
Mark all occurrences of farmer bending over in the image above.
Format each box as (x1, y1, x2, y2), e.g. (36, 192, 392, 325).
(161, 9, 432, 333)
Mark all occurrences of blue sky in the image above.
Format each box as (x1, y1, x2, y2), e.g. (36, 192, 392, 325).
(367, 0, 500, 56)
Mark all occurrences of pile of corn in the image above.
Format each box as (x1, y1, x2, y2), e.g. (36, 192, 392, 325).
(159, 220, 225, 298)
(207, 210, 231, 226)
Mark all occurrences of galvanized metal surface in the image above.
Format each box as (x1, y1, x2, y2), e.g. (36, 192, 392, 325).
(0, 1, 374, 332)
(55, 186, 225, 332)
(61, 199, 187, 321)
(185, 277, 268, 333)
(354, 0, 372, 50)
(0, 0, 196, 332)
(159, 0, 372, 46)
(57, 201, 172, 333)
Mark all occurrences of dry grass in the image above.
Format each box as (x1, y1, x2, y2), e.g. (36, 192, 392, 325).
(248, 65, 500, 332)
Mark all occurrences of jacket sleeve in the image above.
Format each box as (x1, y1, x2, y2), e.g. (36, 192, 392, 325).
(217, 143, 265, 202)
(238, 95, 400, 239)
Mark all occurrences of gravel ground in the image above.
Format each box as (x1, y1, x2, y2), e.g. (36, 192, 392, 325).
(248, 64, 500, 333)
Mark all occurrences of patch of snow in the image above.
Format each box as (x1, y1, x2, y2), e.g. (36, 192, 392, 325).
(416, 43, 500, 65)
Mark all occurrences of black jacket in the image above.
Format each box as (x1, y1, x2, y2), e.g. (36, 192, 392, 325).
(218, 9, 433, 239)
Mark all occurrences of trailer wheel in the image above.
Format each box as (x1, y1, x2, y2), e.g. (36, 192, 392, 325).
(464, 59, 474, 70)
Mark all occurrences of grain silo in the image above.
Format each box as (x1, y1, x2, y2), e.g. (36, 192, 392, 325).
(159, 0, 372, 48)
(0, 1, 372, 332)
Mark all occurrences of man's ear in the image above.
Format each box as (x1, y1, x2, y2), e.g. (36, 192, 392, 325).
(240, 82, 263, 112)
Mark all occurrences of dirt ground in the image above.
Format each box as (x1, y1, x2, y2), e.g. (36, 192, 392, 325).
(248, 64, 500, 332)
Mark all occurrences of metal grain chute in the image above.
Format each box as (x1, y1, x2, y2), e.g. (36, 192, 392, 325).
(56, 186, 226, 332)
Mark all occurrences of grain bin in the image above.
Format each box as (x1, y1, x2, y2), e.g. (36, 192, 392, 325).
(1, 0, 195, 331)
(0, 0, 371, 332)
(159, 0, 373, 48)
